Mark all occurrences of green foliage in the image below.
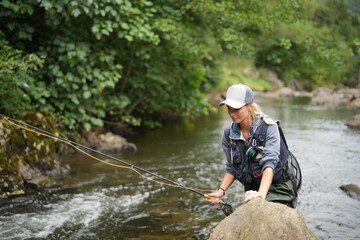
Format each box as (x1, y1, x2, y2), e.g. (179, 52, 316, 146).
(0, 0, 305, 131)
(216, 56, 271, 93)
(181, 0, 306, 57)
(312, 0, 360, 39)
(1, 0, 160, 130)
(255, 21, 354, 86)
(5, 0, 356, 131)
(0, 31, 44, 117)
(255, 0, 360, 89)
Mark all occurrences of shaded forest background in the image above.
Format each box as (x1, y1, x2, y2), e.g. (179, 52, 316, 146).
(1, 0, 359, 133)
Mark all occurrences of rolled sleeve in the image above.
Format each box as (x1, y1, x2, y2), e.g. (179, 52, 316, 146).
(222, 130, 236, 176)
(259, 123, 280, 174)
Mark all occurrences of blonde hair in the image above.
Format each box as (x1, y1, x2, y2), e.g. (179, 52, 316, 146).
(249, 103, 263, 119)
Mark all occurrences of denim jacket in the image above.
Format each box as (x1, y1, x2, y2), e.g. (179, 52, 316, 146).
(222, 116, 281, 184)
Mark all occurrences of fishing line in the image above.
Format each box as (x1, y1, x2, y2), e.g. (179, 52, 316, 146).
(0, 113, 235, 216)
(2, 116, 179, 189)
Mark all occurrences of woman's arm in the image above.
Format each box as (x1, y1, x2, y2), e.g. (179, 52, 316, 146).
(244, 167, 273, 202)
(206, 173, 235, 205)
(259, 123, 280, 174)
(243, 121, 280, 202)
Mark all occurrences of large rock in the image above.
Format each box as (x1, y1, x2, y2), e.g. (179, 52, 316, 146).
(209, 198, 319, 240)
(81, 131, 137, 152)
(350, 98, 360, 110)
(345, 114, 360, 129)
(311, 87, 340, 109)
(340, 184, 360, 200)
(337, 88, 360, 103)
(259, 68, 284, 90)
(273, 87, 295, 100)
(0, 112, 69, 197)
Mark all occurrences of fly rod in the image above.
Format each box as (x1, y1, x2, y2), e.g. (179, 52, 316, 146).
(0, 113, 233, 216)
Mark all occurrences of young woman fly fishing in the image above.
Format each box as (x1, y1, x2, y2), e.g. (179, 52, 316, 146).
(206, 84, 299, 208)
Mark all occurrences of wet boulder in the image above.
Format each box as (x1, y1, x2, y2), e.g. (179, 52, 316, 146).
(340, 184, 360, 200)
(337, 88, 360, 104)
(208, 198, 319, 240)
(345, 114, 360, 129)
(81, 131, 137, 152)
(311, 87, 340, 109)
(273, 87, 295, 100)
(350, 98, 360, 110)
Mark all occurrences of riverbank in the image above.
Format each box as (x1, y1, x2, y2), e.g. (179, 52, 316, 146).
(0, 113, 136, 198)
(214, 57, 360, 111)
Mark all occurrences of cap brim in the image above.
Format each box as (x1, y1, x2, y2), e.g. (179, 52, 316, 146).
(218, 99, 246, 109)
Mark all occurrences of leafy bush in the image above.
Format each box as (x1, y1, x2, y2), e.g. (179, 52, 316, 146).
(255, 21, 354, 88)
(0, 31, 44, 117)
(0, 0, 313, 131)
(254, 0, 360, 89)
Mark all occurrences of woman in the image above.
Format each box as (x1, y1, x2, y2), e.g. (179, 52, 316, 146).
(206, 84, 296, 206)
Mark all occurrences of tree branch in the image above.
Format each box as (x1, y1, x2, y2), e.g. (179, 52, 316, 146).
(127, 92, 151, 116)
(120, 42, 136, 93)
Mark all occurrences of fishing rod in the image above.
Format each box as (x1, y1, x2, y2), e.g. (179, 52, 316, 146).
(0, 113, 233, 216)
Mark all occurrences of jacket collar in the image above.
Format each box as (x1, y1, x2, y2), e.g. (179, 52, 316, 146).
(230, 117, 262, 141)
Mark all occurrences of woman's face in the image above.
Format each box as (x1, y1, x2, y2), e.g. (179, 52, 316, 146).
(227, 105, 251, 124)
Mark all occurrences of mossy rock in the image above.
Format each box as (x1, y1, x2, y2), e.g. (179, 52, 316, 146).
(0, 112, 69, 198)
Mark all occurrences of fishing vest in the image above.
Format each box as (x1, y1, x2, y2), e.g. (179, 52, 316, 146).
(226, 117, 291, 186)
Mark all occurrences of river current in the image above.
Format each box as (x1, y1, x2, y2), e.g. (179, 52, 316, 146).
(1, 97, 359, 239)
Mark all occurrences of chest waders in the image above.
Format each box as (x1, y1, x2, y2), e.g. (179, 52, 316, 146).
(226, 117, 302, 207)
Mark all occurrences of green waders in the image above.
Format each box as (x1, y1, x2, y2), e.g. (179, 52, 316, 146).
(244, 179, 296, 207)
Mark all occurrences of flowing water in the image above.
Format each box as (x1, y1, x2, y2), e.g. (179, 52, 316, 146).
(1, 97, 360, 240)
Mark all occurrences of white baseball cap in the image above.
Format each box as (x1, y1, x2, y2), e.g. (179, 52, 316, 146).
(218, 84, 254, 109)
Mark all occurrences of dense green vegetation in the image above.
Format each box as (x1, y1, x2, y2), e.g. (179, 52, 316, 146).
(1, 0, 359, 132)
(255, 0, 360, 88)
(317, 0, 360, 15)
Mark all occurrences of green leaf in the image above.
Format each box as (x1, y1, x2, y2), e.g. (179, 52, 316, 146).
(71, 94, 80, 105)
(84, 122, 91, 131)
(121, 22, 129, 30)
(71, 8, 81, 17)
(83, 91, 91, 99)
(91, 118, 103, 126)
(125, 35, 133, 41)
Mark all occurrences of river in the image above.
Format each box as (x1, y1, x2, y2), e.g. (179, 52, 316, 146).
(1, 97, 360, 240)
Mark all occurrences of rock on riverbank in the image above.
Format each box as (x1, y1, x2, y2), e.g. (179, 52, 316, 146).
(0, 112, 69, 198)
(80, 131, 137, 153)
(345, 114, 360, 129)
(209, 198, 319, 240)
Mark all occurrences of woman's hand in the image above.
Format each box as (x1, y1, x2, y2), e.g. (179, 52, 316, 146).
(207, 173, 234, 205)
(205, 190, 224, 205)
(244, 190, 265, 202)
(244, 167, 273, 202)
